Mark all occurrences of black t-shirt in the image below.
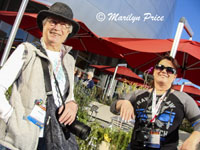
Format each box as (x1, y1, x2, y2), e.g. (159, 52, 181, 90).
(131, 91, 184, 149)
(110, 89, 200, 150)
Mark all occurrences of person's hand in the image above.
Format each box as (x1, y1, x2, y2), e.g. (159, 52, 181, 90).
(58, 101, 78, 125)
(117, 100, 134, 122)
(179, 139, 197, 150)
(179, 131, 200, 150)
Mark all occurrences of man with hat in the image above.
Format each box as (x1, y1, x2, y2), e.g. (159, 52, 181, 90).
(0, 2, 80, 150)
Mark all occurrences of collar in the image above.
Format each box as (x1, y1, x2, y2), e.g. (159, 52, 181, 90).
(40, 38, 73, 56)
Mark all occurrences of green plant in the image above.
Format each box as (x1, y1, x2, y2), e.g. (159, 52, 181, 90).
(180, 119, 193, 133)
(76, 122, 132, 150)
(74, 83, 133, 150)
(116, 79, 147, 98)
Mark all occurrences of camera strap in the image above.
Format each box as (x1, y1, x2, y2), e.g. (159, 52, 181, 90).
(36, 43, 79, 149)
(36, 42, 66, 113)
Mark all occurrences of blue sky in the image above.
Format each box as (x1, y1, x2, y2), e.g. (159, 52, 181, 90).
(172, 0, 200, 42)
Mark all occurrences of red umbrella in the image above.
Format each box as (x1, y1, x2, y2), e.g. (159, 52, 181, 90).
(0, 11, 42, 38)
(2, 11, 200, 85)
(173, 85, 200, 97)
(90, 65, 144, 83)
(0, 11, 120, 58)
(195, 101, 200, 107)
(104, 37, 200, 85)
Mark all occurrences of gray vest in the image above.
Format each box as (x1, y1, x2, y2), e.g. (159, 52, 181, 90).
(0, 42, 76, 150)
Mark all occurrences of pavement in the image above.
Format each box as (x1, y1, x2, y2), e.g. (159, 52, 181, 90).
(88, 101, 200, 149)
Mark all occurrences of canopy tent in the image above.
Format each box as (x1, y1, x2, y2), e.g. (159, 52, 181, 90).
(173, 78, 200, 100)
(1, 11, 200, 86)
(173, 78, 200, 107)
(90, 65, 144, 83)
(173, 85, 200, 97)
(0, 11, 42, 39)
(104, 37, 200, 85)
(0, 11, 120, 58)
(173, 78, 200, 89)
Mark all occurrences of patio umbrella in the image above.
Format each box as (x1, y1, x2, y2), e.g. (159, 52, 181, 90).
(173, 78, 200, 99)
(90, 65, 144, 83)
(104, 37, 200, 85)
(0, 11, 120, 58)
(173, 85, 200, 97)
(2, 11, 200, 86)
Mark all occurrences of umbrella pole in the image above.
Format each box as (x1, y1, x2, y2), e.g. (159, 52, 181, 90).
(107, 66, 119, 97)
(106, 64, 127, 97)
(170, 17, 193, 58)
(0, 0, 29, 67)
(102, 75, 111, 99)
(180, 84, 185, 92)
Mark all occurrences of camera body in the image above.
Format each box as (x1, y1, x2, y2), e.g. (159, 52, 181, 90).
(133, 126, 151, 147)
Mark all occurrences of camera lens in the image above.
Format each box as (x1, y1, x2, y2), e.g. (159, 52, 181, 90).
(56, 109, 91, 140)
(67, 120, 91, 140)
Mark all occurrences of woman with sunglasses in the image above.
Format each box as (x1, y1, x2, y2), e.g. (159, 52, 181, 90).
(110, 56, 200, 150)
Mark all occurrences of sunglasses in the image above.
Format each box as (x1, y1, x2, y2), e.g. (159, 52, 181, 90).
(155, 64, 176, 74)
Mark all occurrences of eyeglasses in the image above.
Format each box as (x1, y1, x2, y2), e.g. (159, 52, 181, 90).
(155, 64, 176, 74)
(47, 18, 71, 30)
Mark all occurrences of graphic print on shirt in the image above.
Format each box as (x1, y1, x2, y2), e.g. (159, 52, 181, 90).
(53, 59, 65, 84)
(52, 58, 66, 104)
(135, 96, 176, 137)
(46, 50, 66, 107)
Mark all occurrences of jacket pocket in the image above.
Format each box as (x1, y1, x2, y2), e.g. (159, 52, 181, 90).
(4, 108, 39, 150)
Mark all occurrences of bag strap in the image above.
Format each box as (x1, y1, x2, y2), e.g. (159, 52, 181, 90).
(34, 42, 66, 112)
(41, 58, 53, 95)
(32, 42, 53, 95)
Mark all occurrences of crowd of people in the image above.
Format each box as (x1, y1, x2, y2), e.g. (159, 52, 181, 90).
(0, 2, 199, 150)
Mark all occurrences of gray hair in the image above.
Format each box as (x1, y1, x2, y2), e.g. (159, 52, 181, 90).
(87, 72, 94, 78)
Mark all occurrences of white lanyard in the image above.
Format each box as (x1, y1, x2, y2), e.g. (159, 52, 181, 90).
(151, 89, 167, 122)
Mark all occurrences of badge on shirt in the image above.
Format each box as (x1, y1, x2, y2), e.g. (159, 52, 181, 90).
(27, 99, 46, 129)
(145, 130, 160, 148)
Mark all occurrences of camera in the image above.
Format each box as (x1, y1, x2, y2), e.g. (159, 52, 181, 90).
(56, 110, 91, 140)
(61, 119, 91, 140)
(133, 127, 151, 146)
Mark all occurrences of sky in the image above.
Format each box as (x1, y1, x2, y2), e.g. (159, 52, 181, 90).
(36, 0, 200, 41)
(172, 0, 200, 42)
